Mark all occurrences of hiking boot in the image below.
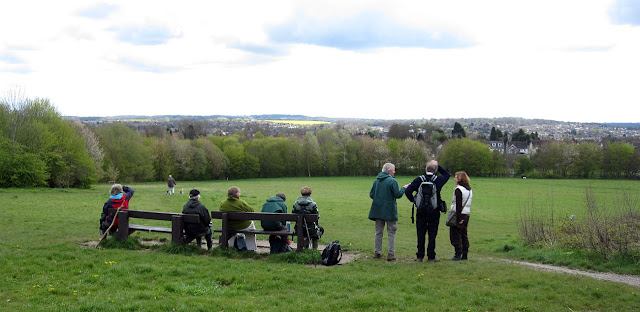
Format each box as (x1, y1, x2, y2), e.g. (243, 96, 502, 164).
(374, 253, 382, 259)
(387, 254, 396, 261)
(461, 252, 468, 260)
(451, 255, 462, 261)
(427, 258, 440, 263)
(413, 258, 424, 262)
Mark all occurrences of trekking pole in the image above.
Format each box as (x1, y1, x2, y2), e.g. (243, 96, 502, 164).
(96, 207, 121, 248)
(304, 218, 316, 267)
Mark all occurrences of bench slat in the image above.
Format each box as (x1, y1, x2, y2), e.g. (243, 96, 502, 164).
(129, 224, 172, 233)
(212, 228, 293, 235)
(107, 208, 200, 223)
(210, 211, 318, 222)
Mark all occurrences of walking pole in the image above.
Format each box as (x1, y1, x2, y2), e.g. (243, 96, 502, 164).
(304, 217, 316, 267)
(96, 207, 121, 248)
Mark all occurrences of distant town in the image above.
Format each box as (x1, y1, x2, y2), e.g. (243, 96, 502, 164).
(74, 115, 640, 142)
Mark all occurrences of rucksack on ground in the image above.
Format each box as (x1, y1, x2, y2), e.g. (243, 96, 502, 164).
(415, 174, 437, 210)
(321, 240, 342, 266)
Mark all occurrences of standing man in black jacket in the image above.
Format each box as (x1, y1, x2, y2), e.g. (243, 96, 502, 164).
(404, 160, 451, 262)
(182, 189, 212, 250)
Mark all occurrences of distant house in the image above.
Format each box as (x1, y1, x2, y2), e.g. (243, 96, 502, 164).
(486, 141, 506, 153)
(486, 140, 539, 156)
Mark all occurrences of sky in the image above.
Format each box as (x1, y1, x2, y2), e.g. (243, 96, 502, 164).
(1, 0, 640, 123)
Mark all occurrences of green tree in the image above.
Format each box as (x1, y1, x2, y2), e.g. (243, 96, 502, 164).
(95, 123, 153, 182)
(1, 98, 95, 188)
(451, 122, 466, 138)
(0, 137, 48, 187)
(515, 156, 535, 176)
(388, 123, 411, 140)
(602, 142, 635, 178)
(570, 142, 602, 178)
(439, 138, 492, 176)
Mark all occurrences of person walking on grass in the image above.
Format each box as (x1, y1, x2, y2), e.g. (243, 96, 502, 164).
(404, 160, 451, 262)
(449, 171, 473, 260)
(167, 175, 176, 195)
(182, 189, 213, 250)
(368, 163, 410, 261)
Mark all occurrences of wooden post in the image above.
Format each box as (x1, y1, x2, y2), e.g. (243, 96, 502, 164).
(116, 210, 129, 241)
(171, 215, 183, 244)
(221, 212, 229, 249)
(296, 214, 304, 252)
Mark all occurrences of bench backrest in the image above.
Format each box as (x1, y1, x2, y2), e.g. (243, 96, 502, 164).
(107, 208, 200, 223)
(210, 211, 318, 223)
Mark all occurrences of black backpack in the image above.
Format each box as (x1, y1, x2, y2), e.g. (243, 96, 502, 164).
(321, 241, 342, 266)
(416, 174, 437, 210)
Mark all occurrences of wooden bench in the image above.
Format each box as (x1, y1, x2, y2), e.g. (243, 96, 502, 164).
(108, 208, 201, 244)
(211, 211, 319, 252)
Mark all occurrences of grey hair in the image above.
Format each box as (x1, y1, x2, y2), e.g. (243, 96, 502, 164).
(110, 184, 123, 195)
(227, 186, 240, 198)
(382, 163, 395, 173)
(426, 160, 438, 173)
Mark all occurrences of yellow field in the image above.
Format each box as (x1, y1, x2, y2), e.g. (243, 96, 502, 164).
(265, 119, 331, 125)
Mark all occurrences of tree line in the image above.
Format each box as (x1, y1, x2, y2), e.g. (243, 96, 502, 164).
(1, 97, 638, 188)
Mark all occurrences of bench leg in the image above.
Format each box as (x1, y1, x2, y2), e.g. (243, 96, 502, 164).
(172, 215, 184, 244)
(116, 210, 129, 241)
(296, 215, 304, 252)
(221, 213, 229, 250)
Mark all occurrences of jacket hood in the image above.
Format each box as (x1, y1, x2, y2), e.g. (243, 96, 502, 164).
(376, 172, 392, 180)
(295, 196, 314, 206)
(266, 196, 284, 203)
(185, 198, 201, 209)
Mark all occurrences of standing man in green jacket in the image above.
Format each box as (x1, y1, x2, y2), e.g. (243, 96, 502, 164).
(182, 189, 212, 250)
(369, 163, 409, 261)
(220, 186, 257, 251)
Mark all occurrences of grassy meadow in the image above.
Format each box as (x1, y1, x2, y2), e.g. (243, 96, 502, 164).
(1, 177, 639, 311)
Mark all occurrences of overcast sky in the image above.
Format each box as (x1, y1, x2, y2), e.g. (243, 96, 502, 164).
(1, 0, 639, 123)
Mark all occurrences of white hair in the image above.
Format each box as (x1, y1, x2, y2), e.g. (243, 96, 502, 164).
(382, 163, 395, 173)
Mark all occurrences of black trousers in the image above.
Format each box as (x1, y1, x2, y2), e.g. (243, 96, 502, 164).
(449, 215, 470, 251)
(416, 208, 441, 259)
(184, 228, 213, 249)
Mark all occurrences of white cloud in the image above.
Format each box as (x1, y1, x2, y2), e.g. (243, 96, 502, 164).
(1, 0, 639, 122)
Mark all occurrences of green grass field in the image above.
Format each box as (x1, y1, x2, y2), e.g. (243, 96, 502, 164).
(1, 177, 639, 311)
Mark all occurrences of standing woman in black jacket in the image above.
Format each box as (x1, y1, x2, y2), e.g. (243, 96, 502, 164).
(450, 172, 473, 260)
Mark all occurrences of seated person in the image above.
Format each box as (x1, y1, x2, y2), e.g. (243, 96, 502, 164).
(292, 186, 322, 249)
(261, 193, 292, 253)
(100, 184, 134, 235)
(182, 189, 213, 250)
(219, 186, 257, 251)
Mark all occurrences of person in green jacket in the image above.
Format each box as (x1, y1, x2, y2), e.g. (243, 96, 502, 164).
(182, 189, 212, 250)
(369, 163, 410, 261)
(292, 186, 322, 249)
(220, 186, 257, 251)
(261, 193, 292, 253)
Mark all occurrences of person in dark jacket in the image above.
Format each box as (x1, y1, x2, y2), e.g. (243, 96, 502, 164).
(292, 186, 321, 249)
(100, 184, 134, 235)
(369, 163, 410, 261)
(182, 189, 212, 250)
(261, 193, 292, 253)
(404, 160, 451, 262)
(167, 175, 176, 195)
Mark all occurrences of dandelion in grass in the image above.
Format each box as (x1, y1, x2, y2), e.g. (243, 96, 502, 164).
(93, 275, 99, 278)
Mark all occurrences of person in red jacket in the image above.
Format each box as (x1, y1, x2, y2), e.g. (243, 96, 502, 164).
(100, 184, 134, 235)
